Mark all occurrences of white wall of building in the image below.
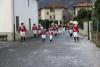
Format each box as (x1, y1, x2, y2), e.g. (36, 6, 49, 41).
(41, 9, 50, 20)
(14, 0, 38, 29)
(0, 0, 13, 32)
(55, 9, 63, 21)
(40, 8, 64, 25)
(0, 0, 38, 41)
(40, 8, 63, 21)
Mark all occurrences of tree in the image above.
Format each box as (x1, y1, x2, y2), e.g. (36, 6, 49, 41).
(94, 0, 100, 32)
(95, 0, 100, 19)
(77, 8, 92, 21)
(77, 8, 88, 19)
(73, 8, 92, 29)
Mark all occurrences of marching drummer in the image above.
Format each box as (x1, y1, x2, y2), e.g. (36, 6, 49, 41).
(32, 24, 37, 38)
(48, 28, 54, 42)
(18, 22, 27, 41)
(41, 29, 46, 42)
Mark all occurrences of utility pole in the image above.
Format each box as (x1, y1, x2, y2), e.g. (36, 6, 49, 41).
(87, 0, 90, 40)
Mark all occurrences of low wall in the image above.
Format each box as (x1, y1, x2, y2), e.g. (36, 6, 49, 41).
(91, 32, 100, 47)
(79, 29, 88, 36)
(79, 21, 93, 36)
(0, 31, 34, 41)
(0, 32, 14, 41)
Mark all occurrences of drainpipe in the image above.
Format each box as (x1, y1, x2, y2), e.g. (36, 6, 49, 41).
(13, 0, 16, 41)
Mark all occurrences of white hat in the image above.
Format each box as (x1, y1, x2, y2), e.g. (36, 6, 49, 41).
(73, 21, 78, 25)
(41, 27, 43, 29)
(69, 21, 74, 23)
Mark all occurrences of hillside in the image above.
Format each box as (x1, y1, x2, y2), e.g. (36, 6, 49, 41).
(38, 0, 89, 10)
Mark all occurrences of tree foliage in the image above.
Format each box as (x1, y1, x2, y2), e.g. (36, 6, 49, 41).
(77, 8, 92, 20)
(95, 0, 100, 19)
(78, 8, 88, 19)
(73, 8, 92, 29)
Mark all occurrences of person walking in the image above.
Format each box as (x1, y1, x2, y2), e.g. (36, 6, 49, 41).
(48, 29, 54, 42)
(66, 23, 70, 32)
(73, 24, 79, 42)
(69, 24, 73, 37)
(37, 24, 42, 37)
(41, 29, 46, 42)
(69, 28, 73, 37)
(62, 25, 66, 34)
(18, 22, 27, 41)
(53, 24, 58, 37)
(32, 24, 37, 38)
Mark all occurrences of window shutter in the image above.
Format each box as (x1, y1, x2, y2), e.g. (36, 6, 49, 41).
(16, 16, 19, 31)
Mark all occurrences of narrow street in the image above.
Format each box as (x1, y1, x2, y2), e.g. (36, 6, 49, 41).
(0, 32, 100, 67)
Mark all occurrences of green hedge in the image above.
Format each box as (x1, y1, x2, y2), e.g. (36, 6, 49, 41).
(39, 20, 58, 30)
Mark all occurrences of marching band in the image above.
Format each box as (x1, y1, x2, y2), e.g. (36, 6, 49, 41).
(18, 21, 79, 42)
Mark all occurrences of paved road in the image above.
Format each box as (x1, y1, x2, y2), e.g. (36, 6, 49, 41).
(0, 33, 100, 67)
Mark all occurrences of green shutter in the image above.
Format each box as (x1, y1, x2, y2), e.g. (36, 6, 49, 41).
(16, 16, 19, 31)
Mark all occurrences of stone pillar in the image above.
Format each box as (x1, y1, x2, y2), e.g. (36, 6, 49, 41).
(84, 22, 88, 35)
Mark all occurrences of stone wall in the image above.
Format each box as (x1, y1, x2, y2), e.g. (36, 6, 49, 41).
(91, 32, 100, 47)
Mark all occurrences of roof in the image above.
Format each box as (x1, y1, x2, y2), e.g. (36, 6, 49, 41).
(73, 2, 93, 7)
(39, 3, 67, 10)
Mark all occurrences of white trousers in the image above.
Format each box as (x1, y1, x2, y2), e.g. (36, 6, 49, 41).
(20, 32, 26, 37)
(33, 30, 37, 34)
(54, 31, 56, 34)
(58, 29, 61, 34)
(73, 32, 78, 37)
(38, 30, 41, 34)
(69, 29, 73, 33)
(50, 35, 53, 40)
(42, 35, 46, 39)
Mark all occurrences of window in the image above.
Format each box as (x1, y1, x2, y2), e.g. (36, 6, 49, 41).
(16, 16, 19, 31)
(50, 16, 52, 19)
(47, 12, 49, 15)
(53, 15, 55, 20)
(50, 8, 55, 12)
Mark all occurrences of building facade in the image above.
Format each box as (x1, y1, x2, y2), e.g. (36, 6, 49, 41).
(0, 0, 38, 41)
(39, 4, 68, 25)
(73, 2, 93, 16)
